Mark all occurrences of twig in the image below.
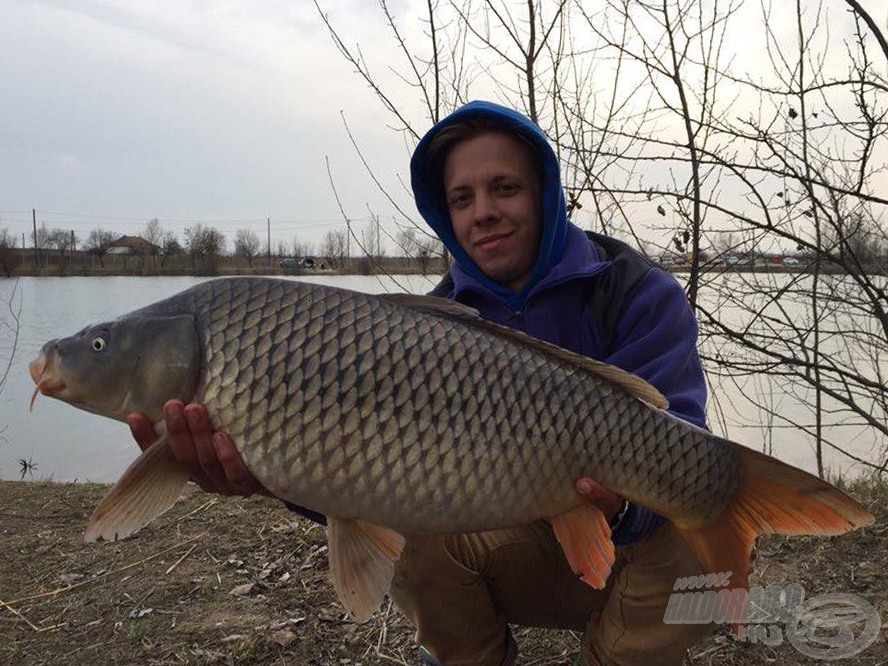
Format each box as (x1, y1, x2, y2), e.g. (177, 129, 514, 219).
(693, 643, 727, 660)
(376, 599, 390, 653)
(165, 543, 198, 575)
(177, 498, 217, 521)
(0, 510, 82, 520)
(0, 278, 21, 395)
(61, 638, 118, 659)
(7, 534, 204, 605)
(0, 597, 65, 633)
(372, 651, 410, 666)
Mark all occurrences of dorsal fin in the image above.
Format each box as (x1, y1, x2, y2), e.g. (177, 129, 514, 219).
(380, 293, 669, 410)
(381, 293, 482, 319)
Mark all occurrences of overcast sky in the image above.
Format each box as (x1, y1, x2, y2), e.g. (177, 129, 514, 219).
(1, 0, 885, 253)
(0, 0, 425, 250)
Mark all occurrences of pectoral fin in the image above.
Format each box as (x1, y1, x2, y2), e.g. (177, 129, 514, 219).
(326, 517, 405, 622)
(550, 503, 615, 589)
(84, 435, 189, 542)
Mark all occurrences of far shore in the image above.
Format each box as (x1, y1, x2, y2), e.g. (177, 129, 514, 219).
(3, 260, 878, 279)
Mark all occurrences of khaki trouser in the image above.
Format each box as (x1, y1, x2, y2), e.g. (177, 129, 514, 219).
(389, 521, 714, 666)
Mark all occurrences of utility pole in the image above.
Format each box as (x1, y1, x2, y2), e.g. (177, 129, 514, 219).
(32, 208, 38, 267)
(267, 217, 271, 267)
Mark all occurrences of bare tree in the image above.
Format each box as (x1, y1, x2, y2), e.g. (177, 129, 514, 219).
(85, 228, 116, 268)
(292, 238, 314, 261)
(235, 229, 261, 267)
(143, 219, 165, 268)
(320, 229, 348, 268)
(34, 222, 52, 267)
(0, 228, 16, 277)
(316, 0, 888, 477)
(160, 229, 180, 268)
(395, 227, 418, 259)
(184, 224, 226, 274)
(362, 215, 384, 262)
(396, 225, 441, 274)
(46, 228, 77, 275)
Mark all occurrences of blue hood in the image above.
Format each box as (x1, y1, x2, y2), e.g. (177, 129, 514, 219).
(411, 101, 569, 310)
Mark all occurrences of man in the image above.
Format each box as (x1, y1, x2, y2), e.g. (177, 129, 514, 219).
(130, 101, 713, 664)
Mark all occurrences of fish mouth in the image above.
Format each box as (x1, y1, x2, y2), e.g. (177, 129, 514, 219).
(28, 349, 67, 411)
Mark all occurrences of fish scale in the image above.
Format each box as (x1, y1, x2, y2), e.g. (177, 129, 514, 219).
(194, 283, 700, 530)
(31, 276, 874, 622)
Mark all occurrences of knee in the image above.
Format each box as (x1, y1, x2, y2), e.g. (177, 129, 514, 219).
(392, 533, 484, 596)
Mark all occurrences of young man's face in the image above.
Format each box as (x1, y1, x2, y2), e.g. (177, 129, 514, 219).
(443, 132, 542, 292)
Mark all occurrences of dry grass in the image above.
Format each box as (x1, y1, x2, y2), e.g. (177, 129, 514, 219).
(1, 478, 885, 665)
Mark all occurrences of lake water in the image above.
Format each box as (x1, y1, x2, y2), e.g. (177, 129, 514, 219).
(0, 274, 882, 483)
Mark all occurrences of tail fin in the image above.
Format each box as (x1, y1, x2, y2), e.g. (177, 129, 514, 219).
(674, 442, 873, 625)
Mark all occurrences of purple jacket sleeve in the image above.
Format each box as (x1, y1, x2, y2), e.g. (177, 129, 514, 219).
(601, 268, 707, 545)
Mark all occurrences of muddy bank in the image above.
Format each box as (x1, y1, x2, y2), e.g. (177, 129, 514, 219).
(1, 479, 885, 665)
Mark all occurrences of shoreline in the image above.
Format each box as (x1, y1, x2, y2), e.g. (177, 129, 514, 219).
(3, 260, 882, 279)
(2, 477, 885, 664)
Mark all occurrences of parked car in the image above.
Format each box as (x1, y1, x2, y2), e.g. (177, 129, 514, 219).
(279, 258, 297, 269)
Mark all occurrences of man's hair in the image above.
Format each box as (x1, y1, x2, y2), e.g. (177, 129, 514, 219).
(425, 116, 545, 187)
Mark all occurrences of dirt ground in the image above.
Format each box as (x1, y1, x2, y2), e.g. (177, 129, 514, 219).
(1, 478, 885, 665)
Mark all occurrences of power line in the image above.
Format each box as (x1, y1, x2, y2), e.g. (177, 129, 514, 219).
(0, 209, 375, 227)
(0, 212, 383, 238)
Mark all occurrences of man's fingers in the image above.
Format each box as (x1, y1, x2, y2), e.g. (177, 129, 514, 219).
(184, 403, 231, 492)
(211, 432, 267, 496)
(127, 414, 159, 452)
(575, 477, 623, 520)
(164, 400, 207, 481)
(164, 400, 264, 498)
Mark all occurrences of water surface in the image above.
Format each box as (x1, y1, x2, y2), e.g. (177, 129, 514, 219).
(0, 274, 881, 483)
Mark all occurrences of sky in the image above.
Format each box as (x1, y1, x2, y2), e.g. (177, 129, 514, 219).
(0, 0, 886, 254)
(0, 0, 425, 252)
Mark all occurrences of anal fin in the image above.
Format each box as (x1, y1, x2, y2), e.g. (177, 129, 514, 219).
(327, 517, 405, 622)
(84, 435, 189, 542)
(550, 503, 615, 588)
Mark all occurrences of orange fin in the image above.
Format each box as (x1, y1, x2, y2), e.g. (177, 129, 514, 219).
(84, 435, 189, 542)
(674, 442, 874, 630)
(326, 517, 405, 622)
(550, 503, 615, 589)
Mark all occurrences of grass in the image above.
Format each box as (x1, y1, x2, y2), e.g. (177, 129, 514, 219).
(0, 477, 885, 665)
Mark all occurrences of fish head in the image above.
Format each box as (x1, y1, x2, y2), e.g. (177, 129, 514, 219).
(29, 313, 201, 422)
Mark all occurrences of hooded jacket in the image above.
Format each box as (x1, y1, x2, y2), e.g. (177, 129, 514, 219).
(411, 101, 708, 545)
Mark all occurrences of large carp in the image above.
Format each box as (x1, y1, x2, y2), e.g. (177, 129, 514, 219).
(29, 277, 872, 620)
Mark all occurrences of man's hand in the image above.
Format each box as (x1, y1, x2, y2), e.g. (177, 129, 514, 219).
(575, 478, 624, 523)
(128, 399, 271, 498)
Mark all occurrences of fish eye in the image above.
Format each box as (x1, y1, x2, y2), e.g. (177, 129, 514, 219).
(91, 336, 107, 352)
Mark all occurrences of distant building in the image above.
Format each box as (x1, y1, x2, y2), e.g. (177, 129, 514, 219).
(108, 235, 159, 255)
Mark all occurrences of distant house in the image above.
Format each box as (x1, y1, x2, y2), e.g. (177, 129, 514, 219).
(108, 235, 159, 255)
